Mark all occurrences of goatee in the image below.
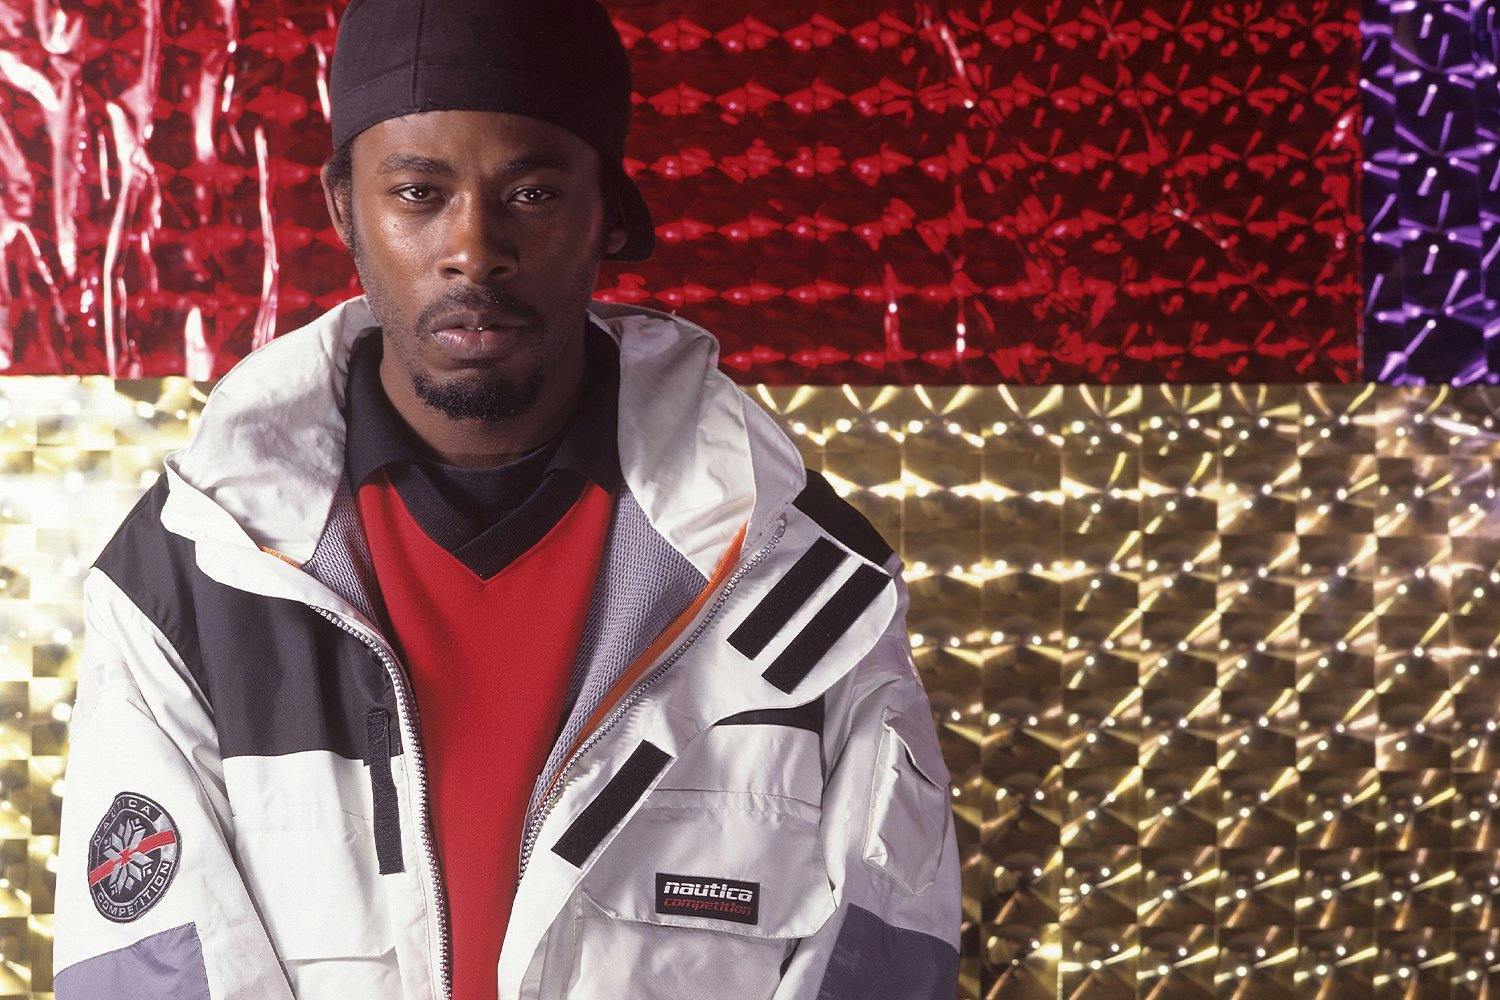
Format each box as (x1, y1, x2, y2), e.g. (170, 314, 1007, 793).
(408, 368, 545, 423)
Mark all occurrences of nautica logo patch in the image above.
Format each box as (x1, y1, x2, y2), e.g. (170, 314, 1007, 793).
(86, 791, 181, 923)
(655, 872, 760, 925)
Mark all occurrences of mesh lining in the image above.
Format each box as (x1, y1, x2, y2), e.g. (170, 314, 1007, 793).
(530, 488, 705, 814)
(303, 475, 385, 627)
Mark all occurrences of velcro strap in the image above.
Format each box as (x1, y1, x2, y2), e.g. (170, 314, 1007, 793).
(365, 709, 404, 875)
(728, 537, 846, 659)
(552, 741, 672, 867)
(762, 566, 891, 694)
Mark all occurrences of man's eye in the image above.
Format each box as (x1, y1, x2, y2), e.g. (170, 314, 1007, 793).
(395, 185, 436, 203)
(513, 187, 556, 205)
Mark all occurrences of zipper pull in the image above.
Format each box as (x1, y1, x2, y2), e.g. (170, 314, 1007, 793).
(366, 708, 405, 874)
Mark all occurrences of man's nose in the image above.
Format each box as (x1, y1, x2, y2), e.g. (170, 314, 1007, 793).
(436, 193, 519, 283)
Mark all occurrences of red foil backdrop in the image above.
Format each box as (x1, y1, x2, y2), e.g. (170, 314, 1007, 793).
(0, 1, 1362, 383)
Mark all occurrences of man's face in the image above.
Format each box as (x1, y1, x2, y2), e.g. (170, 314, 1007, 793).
(321, 110, 627, 423)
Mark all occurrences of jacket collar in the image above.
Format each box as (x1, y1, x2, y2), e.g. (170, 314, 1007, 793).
(159, 295, 807, 583)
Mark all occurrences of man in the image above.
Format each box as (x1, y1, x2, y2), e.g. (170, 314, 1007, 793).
(52, 0, 962, 997)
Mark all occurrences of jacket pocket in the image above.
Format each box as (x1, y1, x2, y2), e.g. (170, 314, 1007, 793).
(231, 810, 402, 997)
(656, 720, 823, 807)
(861, 706, 951, 895)
(562, 788, 835, 1000)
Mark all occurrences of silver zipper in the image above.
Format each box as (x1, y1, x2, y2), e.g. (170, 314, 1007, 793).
(309, 605, 452, 1000)
(515, 514, 787, 884)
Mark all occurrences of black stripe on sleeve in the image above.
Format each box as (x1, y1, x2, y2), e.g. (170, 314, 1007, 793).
(552, 740, 672, 867)
(365, 709, 404, 875)
(762, 566, 891, 694)
(728, 538, 846, 659)
(717, 696, 824, 737)
(793, 470, 894, 567)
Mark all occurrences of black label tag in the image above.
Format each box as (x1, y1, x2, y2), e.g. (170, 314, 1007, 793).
(655, 872, 760, 925)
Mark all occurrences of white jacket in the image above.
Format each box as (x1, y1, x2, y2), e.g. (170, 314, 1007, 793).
(52, 296, 962, 1000)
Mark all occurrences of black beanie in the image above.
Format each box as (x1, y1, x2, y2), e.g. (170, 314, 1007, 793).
(329, 0, 655, 261)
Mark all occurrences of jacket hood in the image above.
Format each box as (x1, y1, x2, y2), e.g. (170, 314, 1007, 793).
(160, 295, 807, 580)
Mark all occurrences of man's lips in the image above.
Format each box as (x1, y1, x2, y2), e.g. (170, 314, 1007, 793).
(429, 325, 533, 361)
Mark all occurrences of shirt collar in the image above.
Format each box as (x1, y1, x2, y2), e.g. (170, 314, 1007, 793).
(343, 317, 622, 497)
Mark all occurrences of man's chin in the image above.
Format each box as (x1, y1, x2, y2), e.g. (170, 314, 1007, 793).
(411, 370, 541, 423)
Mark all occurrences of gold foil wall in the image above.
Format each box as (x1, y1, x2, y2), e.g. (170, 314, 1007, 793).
(6, 379, 1500, 998)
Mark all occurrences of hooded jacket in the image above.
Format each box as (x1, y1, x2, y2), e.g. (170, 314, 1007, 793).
(52, 296, 962, 1000)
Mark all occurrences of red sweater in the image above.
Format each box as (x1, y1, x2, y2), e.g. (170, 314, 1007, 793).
(357, 469, 614, 1000)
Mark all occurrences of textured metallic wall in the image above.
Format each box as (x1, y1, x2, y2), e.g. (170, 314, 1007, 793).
(1, 380, 1498, 997)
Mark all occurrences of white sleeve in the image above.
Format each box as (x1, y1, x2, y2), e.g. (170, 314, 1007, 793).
(53, 574, 293, 1000)
(773, 632, 962, 1000)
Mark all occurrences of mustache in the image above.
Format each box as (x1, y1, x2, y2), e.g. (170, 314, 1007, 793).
(414, 288, 543, 334)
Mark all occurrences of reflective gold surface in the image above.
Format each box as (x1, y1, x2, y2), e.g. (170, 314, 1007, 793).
(8, 380, 1500, 998)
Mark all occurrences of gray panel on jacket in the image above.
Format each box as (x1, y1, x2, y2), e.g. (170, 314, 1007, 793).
(816, 904, 958, 1000)
(55, 922, 210, 1000)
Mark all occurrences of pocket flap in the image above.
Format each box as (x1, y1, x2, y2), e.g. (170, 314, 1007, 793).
(233, 812, 390, 960)
(863, 707, 951, 895)
(882, 706, 950, 790)
(579, 788, 836, 939)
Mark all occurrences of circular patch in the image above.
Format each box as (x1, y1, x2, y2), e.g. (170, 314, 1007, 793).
(86, 791, 181, 923)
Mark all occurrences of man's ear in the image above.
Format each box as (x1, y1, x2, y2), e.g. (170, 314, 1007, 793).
(603, 186, 629, 257)
(319, 164, 352, 251)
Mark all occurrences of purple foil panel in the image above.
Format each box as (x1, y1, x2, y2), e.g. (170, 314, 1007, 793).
(1479, 1, 1500, 365)
(1361, 0, 1407, 379)
(1365, 0, 1499, 384)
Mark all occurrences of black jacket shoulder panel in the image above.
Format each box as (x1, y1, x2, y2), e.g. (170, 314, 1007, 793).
(91, 474, 394, 761)
(793, 469, 895, 567)
(93, 475, 206, 696)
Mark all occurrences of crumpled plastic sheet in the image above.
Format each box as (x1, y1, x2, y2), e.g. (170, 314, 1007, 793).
(1362, 0, 1500, 385)
(0, 1, 1361, 384)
